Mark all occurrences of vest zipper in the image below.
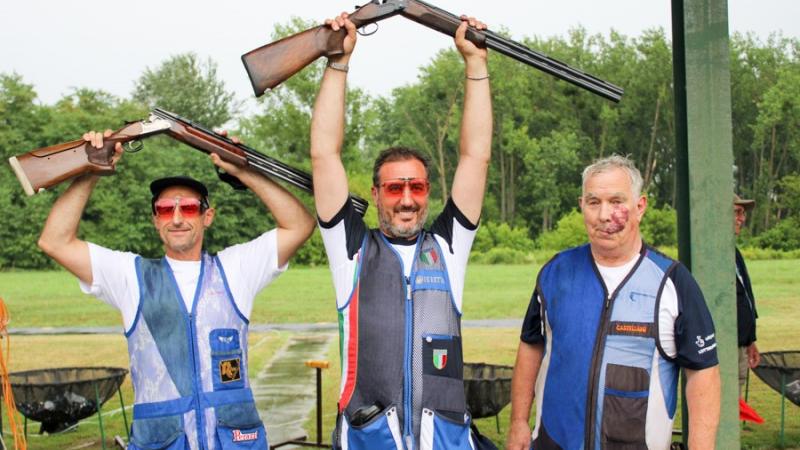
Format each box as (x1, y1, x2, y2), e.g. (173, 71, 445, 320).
(187, 313, 205, 449)
(403, 274, 414, 450)
(584, 291, 613, 450)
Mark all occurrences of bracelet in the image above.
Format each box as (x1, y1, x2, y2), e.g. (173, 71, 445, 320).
(466, 74, 489, 81)
(327, 61, 349, 73)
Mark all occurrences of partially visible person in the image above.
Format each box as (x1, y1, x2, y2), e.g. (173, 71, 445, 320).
(38, 130, 315, 449)
(507, 155, 721, 450)
(734, 193, 760, 393)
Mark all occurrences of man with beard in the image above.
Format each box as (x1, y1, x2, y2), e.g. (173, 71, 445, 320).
(37, 131, 315, 449)
(308, 12, 492, 450)
(507, 155, 721, 450)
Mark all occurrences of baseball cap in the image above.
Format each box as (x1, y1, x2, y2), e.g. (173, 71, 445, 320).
(150, 176, 210, 210)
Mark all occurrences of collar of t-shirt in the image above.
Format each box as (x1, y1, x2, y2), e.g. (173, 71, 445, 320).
(383, 233, 418, 279)
(595, 253, 639, 296)
(165, 256, 201, 312)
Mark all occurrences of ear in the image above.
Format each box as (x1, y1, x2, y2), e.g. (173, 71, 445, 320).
(578, 195, 585, 211)
(637, 195, 648, 219)
(203, 207, 216, 227)
(371, 186, 379, 204)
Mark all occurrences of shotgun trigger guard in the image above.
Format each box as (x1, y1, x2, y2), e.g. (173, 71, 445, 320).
(357, 22, 379, 36)
(215, 166, 247, 191)
(124, 140, 144, 153)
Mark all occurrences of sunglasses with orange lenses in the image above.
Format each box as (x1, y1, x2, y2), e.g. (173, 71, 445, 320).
(153, 197, 204, 219)
(379, 177, 430, 199)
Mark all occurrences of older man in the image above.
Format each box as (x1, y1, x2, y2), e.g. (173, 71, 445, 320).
(308, 11, 492, 450)
(507, 155, 721, 450)
(734, 194, 760, 393)
(38, 131, 315, 449)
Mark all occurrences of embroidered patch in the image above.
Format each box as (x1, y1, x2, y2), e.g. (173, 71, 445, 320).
(611, 321, 652, 337)
(219, 358, 241, 383)
(433, 349, 448, 370)
(420, 248, 439, 265)
(232, 429, 258, 442)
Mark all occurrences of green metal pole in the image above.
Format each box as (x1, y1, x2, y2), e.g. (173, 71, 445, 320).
(118, 385, 130, 441)
(670, 0, 739, 448)
(94, 381, 107, 450)
(780, 372, 786, 448)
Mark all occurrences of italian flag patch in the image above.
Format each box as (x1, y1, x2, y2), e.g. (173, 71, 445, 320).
(433, 349, 448, 370)
(420, 248, 439, 265)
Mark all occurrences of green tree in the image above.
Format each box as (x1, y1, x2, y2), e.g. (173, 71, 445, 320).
(132, 53, 238, 129)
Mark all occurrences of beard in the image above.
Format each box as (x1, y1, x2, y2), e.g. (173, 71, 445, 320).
(378, 203, 429, 239)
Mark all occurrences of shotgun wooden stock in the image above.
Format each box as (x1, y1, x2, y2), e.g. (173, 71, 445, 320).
(8, 121, 171, 196)
(7, 108, 371, 216)
(241, 0, 405, 96)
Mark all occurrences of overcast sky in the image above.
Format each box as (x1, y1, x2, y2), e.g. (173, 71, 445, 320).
(1, 0, 797, 108)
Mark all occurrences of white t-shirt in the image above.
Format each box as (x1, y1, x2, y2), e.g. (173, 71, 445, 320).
(597, 253, 679, 357)
(319, 198, 477, 312)
(80, 229, 286, 331)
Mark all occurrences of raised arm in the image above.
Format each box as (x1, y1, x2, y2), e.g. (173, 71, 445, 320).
(450, 16, 493, 224)
(211, 154, 314, 267)
(309, 13, 357, 222)
(38, 130, 121, 284)
(684, 365, 721, 450)
(507, 341, 544, 450)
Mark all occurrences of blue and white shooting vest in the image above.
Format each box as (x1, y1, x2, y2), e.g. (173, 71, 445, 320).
(127, 254, 267, 450)
(334, 231, 473, 450)
(533, 244, 679, 450)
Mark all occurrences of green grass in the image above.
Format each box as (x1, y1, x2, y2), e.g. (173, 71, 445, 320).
(0, 260, 797, 448)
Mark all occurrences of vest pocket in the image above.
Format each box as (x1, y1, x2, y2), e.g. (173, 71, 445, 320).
(344, 404, 403, 450)
(215, 402, 269, 449)
(210, 328, 245, 391)
(129, 415, 188, 450)
(601, 364, 649, 448)
(419, 408, 472, 450)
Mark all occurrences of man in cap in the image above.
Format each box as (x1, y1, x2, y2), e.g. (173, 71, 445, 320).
(734, 193, 760, 392)
(38, 130, 314, 449)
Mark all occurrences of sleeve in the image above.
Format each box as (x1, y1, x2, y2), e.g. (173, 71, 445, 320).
(429, 197, 479, 253)
(80, 242, 140, 330)
(670, 264, 720, 370)
(318, 197, 368, 309)
(217, 229, 285, 318)
(520, 286, 545, 344)
(430, 198, 479, 313)
(319, 196, 368, 261)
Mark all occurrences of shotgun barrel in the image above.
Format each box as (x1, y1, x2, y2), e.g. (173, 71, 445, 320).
(151, 108, 370, 216)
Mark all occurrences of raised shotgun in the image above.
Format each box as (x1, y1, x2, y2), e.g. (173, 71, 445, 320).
(8, 108, 370, 216)
(241, 0, 623, 102)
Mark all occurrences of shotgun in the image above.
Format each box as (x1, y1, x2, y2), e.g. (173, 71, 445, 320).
(8, 108, 370, 216)
(241, 0, 623, 102)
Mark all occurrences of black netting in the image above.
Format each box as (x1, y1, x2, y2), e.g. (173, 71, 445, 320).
(463, 363, 513, 418)
(5, 367, 127, 433)
(752, 351, 800, 406)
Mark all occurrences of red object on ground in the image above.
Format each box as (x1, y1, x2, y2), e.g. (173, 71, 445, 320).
(739, 398, 765, 424)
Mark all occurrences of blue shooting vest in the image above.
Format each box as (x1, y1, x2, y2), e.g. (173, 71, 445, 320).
(334, 231, 472, 450)
(127, 254, 267, 450)
(533, 244, 679, 450)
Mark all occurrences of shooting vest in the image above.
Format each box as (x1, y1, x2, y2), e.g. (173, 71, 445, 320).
(334, 231, 473, 450)
(533, 244, 680, 450)
(126, 254, 267, 450)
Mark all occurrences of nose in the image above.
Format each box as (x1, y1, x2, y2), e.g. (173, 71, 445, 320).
(399, 185, 415, 205)
(171, 206, 184, 225)
(598, 202, 613, 221)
